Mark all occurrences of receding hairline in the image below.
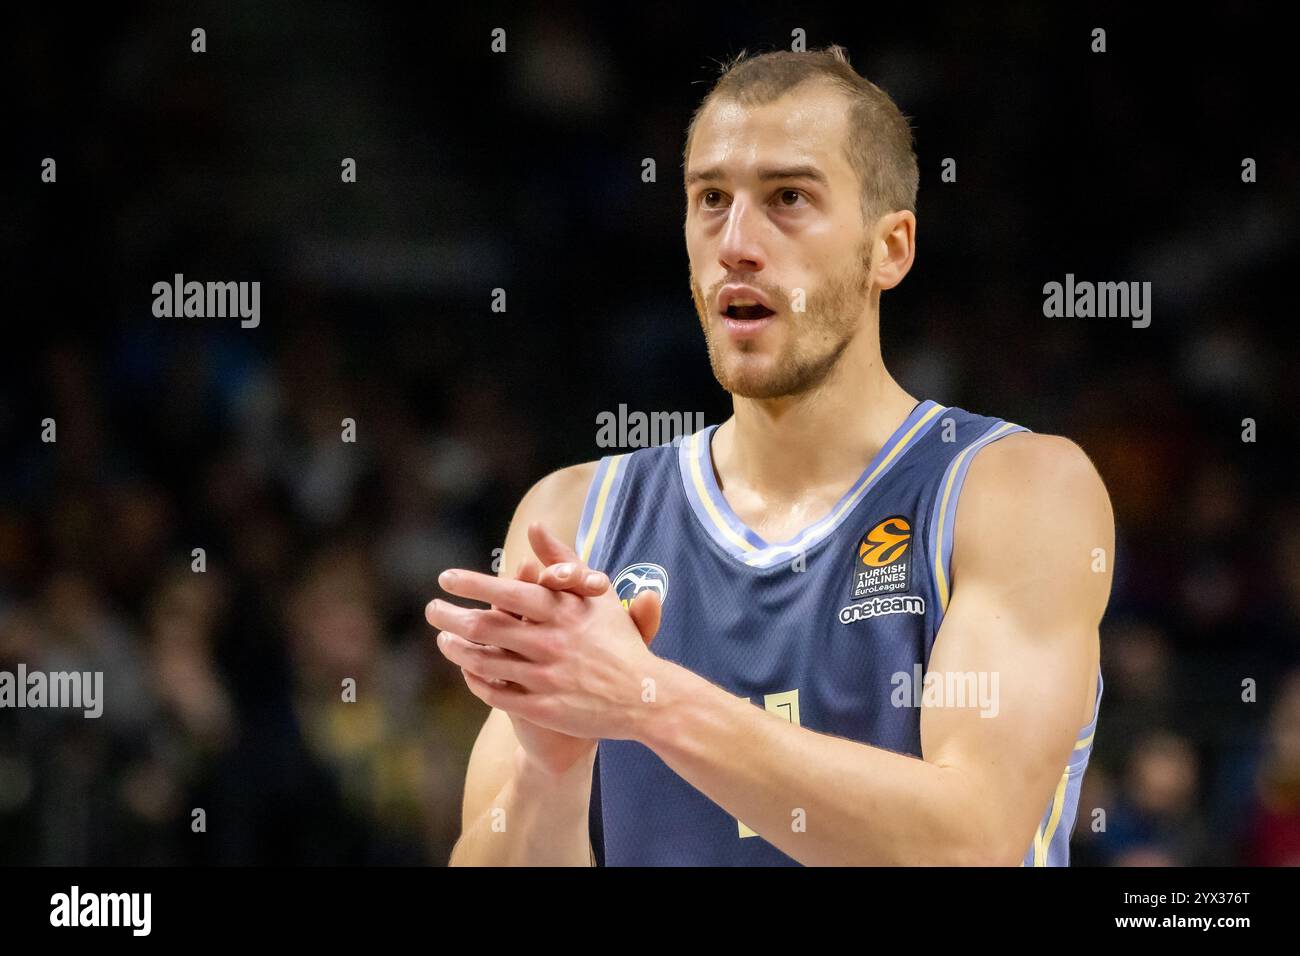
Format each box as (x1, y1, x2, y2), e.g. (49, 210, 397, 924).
(682, 76, 856, 167)
(681, 48, 920, 221)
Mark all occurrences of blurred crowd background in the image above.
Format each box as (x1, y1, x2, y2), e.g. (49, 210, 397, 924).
(2, 3, 1297, 865)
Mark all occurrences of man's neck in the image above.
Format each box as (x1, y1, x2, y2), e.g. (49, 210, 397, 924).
(711, 333, 918, 507)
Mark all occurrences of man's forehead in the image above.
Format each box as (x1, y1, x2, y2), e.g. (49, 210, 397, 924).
(687, 85, 852, 178)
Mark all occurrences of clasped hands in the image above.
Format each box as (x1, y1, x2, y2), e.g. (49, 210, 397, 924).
(426, 523, 664, 757)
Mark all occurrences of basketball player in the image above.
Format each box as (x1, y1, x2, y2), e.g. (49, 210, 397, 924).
(427, 45, 1113, 866)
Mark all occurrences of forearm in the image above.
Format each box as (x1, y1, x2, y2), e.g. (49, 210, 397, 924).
(635, 661, 1011, 866)
(449, 746, 596, 866)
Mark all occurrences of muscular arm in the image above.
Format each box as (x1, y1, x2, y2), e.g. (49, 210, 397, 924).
(447, 462, 599, 866)
(632, 433, 1113, 865)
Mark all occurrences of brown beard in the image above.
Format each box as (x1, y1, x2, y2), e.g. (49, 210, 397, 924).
(691, 238, 874, 399)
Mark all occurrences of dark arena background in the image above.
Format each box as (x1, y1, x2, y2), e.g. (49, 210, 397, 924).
(0, 0, 1296, 916)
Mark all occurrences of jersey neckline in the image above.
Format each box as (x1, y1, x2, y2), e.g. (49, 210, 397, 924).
(676, 399, 947, 569)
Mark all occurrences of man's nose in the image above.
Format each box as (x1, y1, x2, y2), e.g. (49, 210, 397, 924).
(718, 198, 765, 274)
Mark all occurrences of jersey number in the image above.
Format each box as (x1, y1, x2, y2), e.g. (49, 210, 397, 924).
(737, 688, 801, 839)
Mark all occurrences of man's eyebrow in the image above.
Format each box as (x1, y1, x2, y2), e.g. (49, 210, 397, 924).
(684, 164, 829, 187)
(757, 164, 829, 185)
(684, 166, 724, 187)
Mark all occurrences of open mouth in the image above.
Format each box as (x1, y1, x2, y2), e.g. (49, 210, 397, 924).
(723, 301, 777, 321)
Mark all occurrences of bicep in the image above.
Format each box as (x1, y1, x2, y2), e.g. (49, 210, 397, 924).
(920, 434, 1113, 860)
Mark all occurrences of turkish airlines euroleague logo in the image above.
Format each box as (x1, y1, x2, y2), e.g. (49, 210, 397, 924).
(859, 517, 912, 566)
(850, 516, 913, 599)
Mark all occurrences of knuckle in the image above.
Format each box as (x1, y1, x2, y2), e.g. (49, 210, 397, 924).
(535, 663, 564, 692)
(553, 592, 581, 620)
(542, 628, 569, 657)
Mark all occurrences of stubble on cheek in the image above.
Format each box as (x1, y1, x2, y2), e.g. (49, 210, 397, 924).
(688, 237, 873, 399)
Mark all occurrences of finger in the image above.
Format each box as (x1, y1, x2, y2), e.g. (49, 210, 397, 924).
(437, 568, 557, 622)
(425, 599, 546, 658)
(460, 667, 529, 709)
(500, 559, 542, 622)
(537, 562, 609, 595)
(436, 631, 537, 686)
(526, 520, 607, 594)
(628, 591, 662, 646)
(527, 522, 582, 567)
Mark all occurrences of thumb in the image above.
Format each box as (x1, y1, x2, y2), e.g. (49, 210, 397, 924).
(527, 521, 582, 567)
(627, 591, 662, 646)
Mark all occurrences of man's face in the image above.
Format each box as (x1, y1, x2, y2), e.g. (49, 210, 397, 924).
(685, 82, 875, 400)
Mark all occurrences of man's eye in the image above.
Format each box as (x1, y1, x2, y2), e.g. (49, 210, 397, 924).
(777, 189, 806, 207)
(701, 190, 726, 208)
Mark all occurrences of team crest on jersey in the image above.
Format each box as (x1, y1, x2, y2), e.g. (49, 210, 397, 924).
(613, 563, 669, 609)
(850, 515, 913, 599)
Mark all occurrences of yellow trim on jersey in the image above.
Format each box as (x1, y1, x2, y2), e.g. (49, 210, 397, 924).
(1035, 765, 1074, 866)
(1024, 677, 1100, 865)
(742, 402, 945, 566)
(688, 433, 758, 554)
(931, 421, 1017, 611)
(579, 455, 627, 563)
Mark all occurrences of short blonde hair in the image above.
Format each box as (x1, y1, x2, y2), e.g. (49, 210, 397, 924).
(684, 45, 919, 224)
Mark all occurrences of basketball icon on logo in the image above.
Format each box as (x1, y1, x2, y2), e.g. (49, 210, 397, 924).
(612, 563, 669, 609)
(858, 516, 911, 567)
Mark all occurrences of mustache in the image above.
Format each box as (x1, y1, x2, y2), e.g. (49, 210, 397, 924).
(698, 276, 787, 310)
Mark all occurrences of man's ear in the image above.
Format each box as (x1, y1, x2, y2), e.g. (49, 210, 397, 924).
(872, 209, 917, 292)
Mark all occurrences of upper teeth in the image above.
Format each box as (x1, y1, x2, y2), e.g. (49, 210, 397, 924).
(730, 299, 759, 307)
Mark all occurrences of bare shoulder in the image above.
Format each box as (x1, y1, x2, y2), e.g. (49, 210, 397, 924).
(513, 461, 600, 538)
(952, 432, 1114, 613)
(961, 431, 1112, 528)
(500, 461, 601, 576)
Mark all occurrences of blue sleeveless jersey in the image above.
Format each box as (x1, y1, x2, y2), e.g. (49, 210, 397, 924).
(575, 399, 1102, 866)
